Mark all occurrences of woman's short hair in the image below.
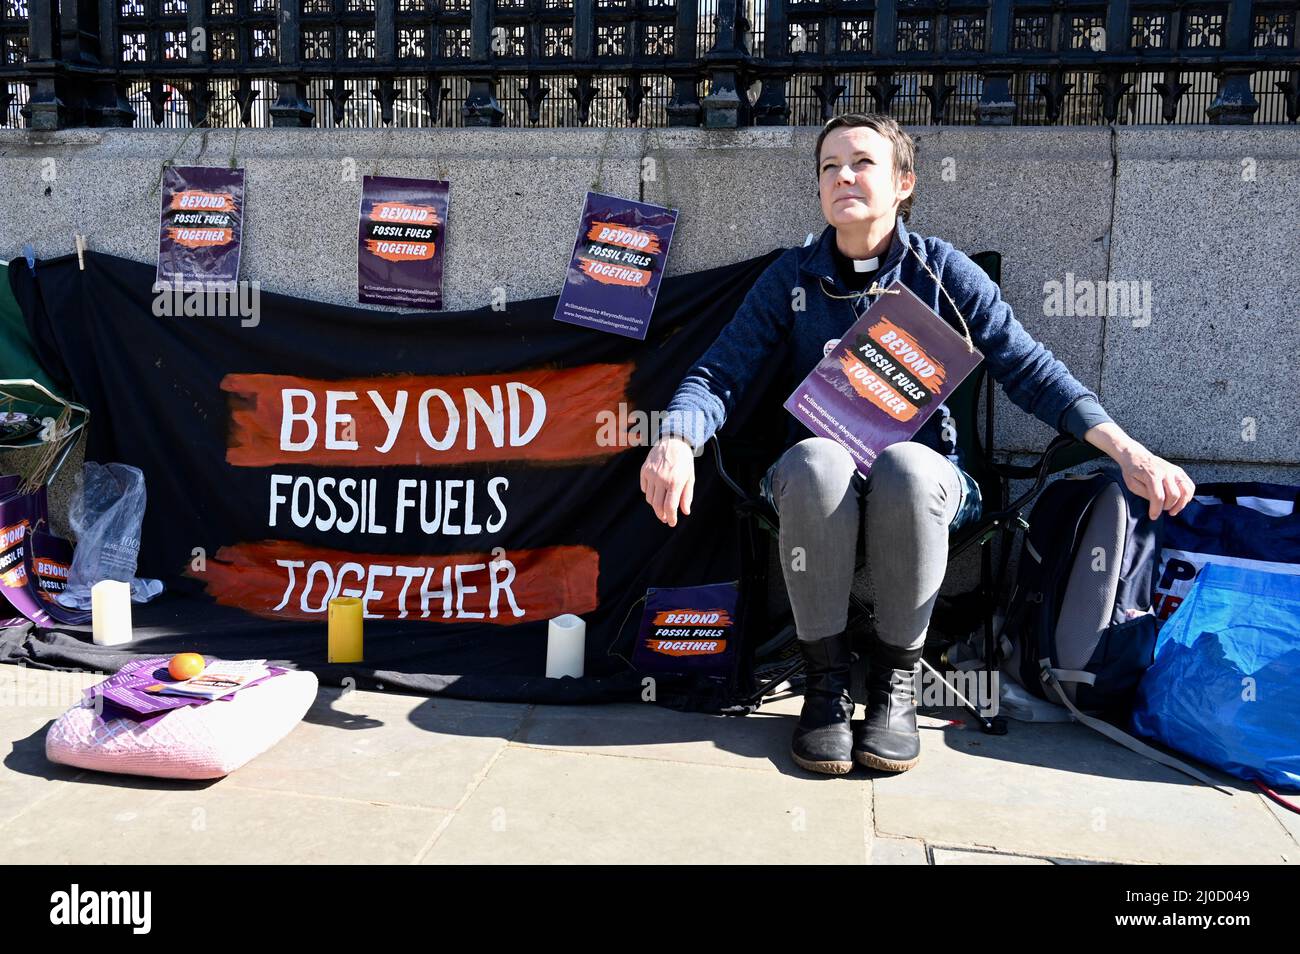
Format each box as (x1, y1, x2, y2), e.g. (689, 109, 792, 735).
(814, 113, 916, 222)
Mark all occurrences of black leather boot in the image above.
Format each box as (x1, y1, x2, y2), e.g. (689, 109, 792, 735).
(790, 632, 855, 775)
(853, 640, 923, 773)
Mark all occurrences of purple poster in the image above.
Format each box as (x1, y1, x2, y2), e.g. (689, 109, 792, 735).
(631, 581, 740, 679)
(785, 281, 984, 475)
(0, 485, 90, 626)
(553, 191, 678, 340)
(156, 165, 245, 287)
(357, 175, 449, 309)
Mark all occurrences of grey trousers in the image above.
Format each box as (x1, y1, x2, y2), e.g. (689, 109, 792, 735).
(760, 438, 981, 651)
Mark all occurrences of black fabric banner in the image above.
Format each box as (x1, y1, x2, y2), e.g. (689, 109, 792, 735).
(2, 247, 784, 703)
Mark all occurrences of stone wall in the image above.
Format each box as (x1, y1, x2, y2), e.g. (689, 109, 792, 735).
(2, 124, 1297, 539)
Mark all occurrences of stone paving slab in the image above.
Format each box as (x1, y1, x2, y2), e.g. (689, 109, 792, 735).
(0, 720, 88, 831)
(229, 687, 526, 811)
(0, 773, 446, 864)
(512, 699, 814, 773)
(871, 706, 1294, 865)
(0, 668, 105, 829)
(869, 835, 929, 865)
(1, 665, 1296, 864)
(418, 744, 869, 865)
(1259, 794, 1300, 861)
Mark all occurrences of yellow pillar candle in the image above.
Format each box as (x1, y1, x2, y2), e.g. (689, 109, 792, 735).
(328, 596, 363, 663)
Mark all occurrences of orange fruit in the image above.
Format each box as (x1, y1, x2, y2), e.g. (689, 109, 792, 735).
(168, 652, 205, 680)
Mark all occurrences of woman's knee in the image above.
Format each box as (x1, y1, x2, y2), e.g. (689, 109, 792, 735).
(867, 441, 949, 503)
(772, 437, 858, 501)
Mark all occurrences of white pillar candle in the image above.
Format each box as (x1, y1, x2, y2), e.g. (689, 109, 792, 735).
(90, 580, 133, 646)
(545, 614, 586, 679)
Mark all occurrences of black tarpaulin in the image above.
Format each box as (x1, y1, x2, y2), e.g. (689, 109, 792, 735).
(2, 247, 783, 704)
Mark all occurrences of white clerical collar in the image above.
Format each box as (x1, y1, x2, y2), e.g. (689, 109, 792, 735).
(853, 255, 881, 272)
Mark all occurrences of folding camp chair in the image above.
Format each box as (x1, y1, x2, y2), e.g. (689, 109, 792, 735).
(709, 251, 1103, 731)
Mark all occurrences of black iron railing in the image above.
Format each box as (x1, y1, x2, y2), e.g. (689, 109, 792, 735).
(1, 1, 1296, 129)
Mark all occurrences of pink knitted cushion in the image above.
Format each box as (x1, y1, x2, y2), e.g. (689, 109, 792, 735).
(45, 670, 318, 779)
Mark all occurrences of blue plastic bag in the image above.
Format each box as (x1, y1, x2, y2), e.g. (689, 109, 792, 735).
(1132, 563, 1300, 790)
(1154, 481, 1300, 626)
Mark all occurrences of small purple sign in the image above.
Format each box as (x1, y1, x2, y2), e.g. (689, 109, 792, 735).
(785, 281, 984, 475)
(631, 581, 739, 679)
(156, 166, 245, 287)
(553, 191, 678, 340)
(358, 175, 449, 309)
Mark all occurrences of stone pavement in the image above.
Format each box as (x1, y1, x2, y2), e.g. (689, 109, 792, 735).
(1, 666, 1296, 865)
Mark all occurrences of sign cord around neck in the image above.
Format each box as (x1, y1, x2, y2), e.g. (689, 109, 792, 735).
(818, 240, 975, 353)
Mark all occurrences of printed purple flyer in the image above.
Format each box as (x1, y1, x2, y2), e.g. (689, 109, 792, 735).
(357, 175, 449, 309)
(553, 191, 678, 340)
(156, 165, 245, 287)
(89, 657, 288, 725)
(785, 281, 983, 475)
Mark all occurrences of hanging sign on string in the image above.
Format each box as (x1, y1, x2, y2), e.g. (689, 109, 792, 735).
(554, 191, 678, 341)
(357, 175, 450, 310)
(157, 165, 246, 288)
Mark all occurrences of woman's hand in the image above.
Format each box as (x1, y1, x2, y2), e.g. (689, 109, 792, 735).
(1116, 443, 1196, 520)
(1085, 423, 1195, 520)
(640, 437, 696, 527)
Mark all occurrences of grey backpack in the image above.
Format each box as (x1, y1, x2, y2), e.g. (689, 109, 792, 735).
(998, 470, 1225, 789)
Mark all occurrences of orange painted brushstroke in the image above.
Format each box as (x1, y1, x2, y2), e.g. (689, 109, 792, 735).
(644, 638, 728, 657)
(188, 539, 599, 624)
(650, 609, 733, 627)
(168, 227, 234, 248)
(364, 238, 436, 262)
(0, 519, 29, 587)
(170, 190, 236, 213)
(585, 221, 662, 255)
(867, 317, 947, 390)
(222, 363, 634, 467)
(838, 353, 918, 422)
(370, 202, 440, 226)
(578, 257, 651, 288)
